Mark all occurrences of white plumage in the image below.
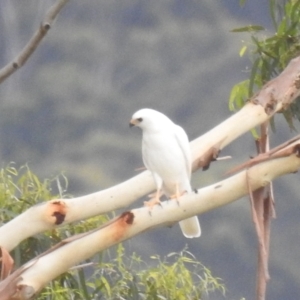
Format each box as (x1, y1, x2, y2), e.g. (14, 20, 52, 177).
(130, 108, 201, 238)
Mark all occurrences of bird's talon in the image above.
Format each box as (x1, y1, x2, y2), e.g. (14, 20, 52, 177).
(144, 198, 162, 209)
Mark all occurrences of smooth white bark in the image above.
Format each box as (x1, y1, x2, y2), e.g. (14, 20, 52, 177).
(0, 103, 270, 251)
(9, 149, 300, 299)
(190, 102, 267, 158)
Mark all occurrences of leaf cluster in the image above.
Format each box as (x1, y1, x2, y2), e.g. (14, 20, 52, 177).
(63, 244, 225, 300)
(229, 0, 300, 130)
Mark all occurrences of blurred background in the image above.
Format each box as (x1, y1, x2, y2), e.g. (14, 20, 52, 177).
(0, 1, 299, 299)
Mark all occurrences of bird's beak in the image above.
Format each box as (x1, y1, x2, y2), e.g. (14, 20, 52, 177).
(129, 119, 137, 128)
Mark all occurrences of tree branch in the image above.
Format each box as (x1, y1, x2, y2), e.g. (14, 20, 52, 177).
(192, 55, 300, 170)
(0, 100, 270, 251)
(1, 140, 300, 300)
(1, 55, 300, 254)
(0, 0, 69, 84)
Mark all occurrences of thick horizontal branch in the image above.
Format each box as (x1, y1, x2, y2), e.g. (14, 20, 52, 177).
(1, 56, 300, 251)
(0, 171, 155, 251)
(3, 144, 300, 300)
(0, 0, 69, 84)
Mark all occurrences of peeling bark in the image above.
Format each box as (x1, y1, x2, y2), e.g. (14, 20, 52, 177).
(192, 139, 223, 171)
(251, 56, 300, 113)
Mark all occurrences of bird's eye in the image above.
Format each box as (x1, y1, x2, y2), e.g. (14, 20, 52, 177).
(137, 117, 143, 122)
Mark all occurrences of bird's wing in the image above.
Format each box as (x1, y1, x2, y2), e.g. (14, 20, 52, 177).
(141, 134, 164, 190)
(141, 140, 150, 171)
(174, 125, 192, 177)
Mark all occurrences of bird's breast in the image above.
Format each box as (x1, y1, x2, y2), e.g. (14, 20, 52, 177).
(142, 132, 188, 180)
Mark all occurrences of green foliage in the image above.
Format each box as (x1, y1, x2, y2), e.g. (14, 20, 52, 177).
(229, 0, 300, 129)
(0, 163, 62, 218)
(231, 25, 265, 33)
(78, 244, 225, 300)
(0, 164, 224, 299)
(40, 244, 225, 300)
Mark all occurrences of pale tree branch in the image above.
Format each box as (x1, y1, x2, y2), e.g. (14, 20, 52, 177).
(0, 0, 69, 84)
(191, 56, 300, 170)
(1, 140, 300, 300)
(0, 102, 276, 251)
(1, 56, 300, 252)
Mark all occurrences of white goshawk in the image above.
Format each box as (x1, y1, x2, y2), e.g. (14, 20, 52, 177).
(130, 108, 201, 238)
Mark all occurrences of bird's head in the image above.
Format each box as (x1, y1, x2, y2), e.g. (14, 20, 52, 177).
(129, 108, 173, 132)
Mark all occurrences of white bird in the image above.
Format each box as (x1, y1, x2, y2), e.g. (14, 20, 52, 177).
(130, 108, 201, 238)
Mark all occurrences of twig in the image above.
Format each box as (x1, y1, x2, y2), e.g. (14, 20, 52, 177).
(0, 0, 69, 84)
(70, 262, 96, 271)
(216, 155, 232, 161)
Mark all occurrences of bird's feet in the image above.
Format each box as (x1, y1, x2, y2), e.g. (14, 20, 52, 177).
(170, 189, 187, 205)
(144, 190, 162, 210)
(144, 190, 162, 209)
(144, 197, 162, 209)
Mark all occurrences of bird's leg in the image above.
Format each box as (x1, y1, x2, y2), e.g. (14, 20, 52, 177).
(170, 183, 185, 205)
(144, 189, 162, 209)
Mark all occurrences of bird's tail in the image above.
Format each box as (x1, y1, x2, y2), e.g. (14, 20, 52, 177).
(163, 181, 201, 238)
(179, 216, 201, 238)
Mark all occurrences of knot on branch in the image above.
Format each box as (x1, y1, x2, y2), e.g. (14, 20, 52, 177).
(15, 284, 35, 300)
(251, 86, 277, 115)
(52, 211, 65, 225)
(264, 92, 277, 115)
(108, 212, 135, 242)
(43, 23, 51, 30)
(192, 143, 222, 172)
(120, 211, 134, 225)
(12, 62, 19, 70)
(47, 200, 67, 225)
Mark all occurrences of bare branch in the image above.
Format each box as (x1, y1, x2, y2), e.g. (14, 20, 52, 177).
(0, 0, 69, 84)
